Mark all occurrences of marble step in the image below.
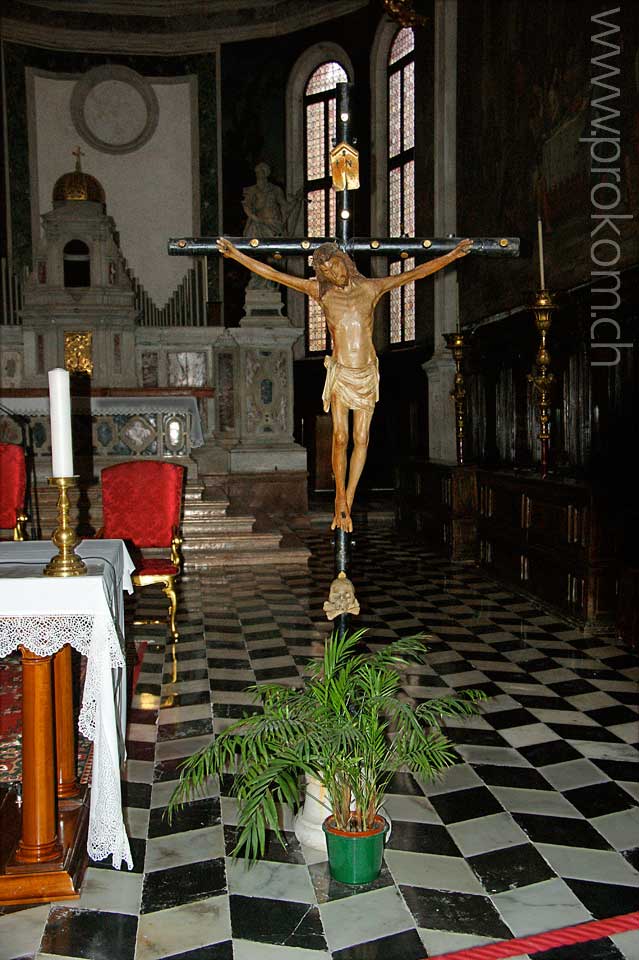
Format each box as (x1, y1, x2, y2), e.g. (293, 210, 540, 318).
(182, 528, 282, 555)
(184, 540, 309, 568)
(184, 483, 230, 512)
(183, 501, 233, 521)
(184, 481, 207, 501)
(182, 516, 310, 566)
(181, 514, 256, 535)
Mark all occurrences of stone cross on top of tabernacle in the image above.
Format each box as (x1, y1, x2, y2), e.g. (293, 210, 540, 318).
(169, 83, 519, 540)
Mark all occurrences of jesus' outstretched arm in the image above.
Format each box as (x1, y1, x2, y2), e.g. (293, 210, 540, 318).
(216, 237, 317, 297)
(370, 238, 473, 302)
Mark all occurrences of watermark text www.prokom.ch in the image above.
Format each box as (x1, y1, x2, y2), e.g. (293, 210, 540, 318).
(581, 7, 632, 366)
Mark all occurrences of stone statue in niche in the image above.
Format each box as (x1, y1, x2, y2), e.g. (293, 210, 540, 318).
(242, 162, 302, 291)
(217, 235, 473, 531)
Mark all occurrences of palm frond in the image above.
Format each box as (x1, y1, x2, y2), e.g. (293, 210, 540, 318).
(168, 628, 489, 862)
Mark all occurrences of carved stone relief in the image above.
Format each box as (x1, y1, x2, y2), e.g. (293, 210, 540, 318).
(243, 348, 289, 436)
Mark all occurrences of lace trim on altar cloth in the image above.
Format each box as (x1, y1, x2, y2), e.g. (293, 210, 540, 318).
(0, 615, 96, 658)
(0, 614, 124, 664)
(0, 614, 132, 871)
(88, 725, 133, 870)
(0, 614, 124, 739)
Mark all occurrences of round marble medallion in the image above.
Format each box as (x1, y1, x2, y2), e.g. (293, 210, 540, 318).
(71, 65, 159, 155)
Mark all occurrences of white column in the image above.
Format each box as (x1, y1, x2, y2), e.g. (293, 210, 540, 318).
(423, 0, 458, 463)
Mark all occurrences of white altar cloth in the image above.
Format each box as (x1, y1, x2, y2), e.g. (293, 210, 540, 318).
(0, 539, 135, 870)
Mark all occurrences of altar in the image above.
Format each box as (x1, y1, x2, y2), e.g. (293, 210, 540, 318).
(0, 390, 207, 463)
(0, 539, 134, 905)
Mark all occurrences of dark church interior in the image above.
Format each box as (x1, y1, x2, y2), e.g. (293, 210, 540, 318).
(0, 1, 637, 958)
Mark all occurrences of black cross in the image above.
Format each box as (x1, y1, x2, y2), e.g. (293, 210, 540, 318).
(168, 83, 520, 262)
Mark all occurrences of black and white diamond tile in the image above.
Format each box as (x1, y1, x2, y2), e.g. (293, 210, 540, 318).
(2, 528, 637, 960)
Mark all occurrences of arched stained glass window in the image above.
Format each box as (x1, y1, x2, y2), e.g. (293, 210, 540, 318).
(305, 61, 347, 353)
(388, 27, 415, 344)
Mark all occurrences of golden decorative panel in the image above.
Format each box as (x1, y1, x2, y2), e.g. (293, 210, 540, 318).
(64, 332, 93, 375)
(330, 142, 360, 192)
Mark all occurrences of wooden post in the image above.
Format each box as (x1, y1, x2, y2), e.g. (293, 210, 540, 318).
(53, 645, 79, 800)
(14, 648, 62, 864)
(1, 642, 90, 903)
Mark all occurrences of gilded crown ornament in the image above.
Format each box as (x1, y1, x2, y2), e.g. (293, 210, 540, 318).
(52, 146, 105, 205)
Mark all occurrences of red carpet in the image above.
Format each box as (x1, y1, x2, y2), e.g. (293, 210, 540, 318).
(425, 911, 639, 959)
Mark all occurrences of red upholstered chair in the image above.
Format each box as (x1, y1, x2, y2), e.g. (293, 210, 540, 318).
(99, 461, 185, 640)
(0, 443, 28, 540)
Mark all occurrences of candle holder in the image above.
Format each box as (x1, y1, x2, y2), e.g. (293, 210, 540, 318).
(527, 289, 556, 480)
(443, 331, 467, 465)
(43, 477, 87, 577)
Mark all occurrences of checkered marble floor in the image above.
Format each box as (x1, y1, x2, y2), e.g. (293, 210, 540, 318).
(1, 527, 638, 960)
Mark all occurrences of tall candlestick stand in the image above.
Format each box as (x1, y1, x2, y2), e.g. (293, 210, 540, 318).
(43, 477, 87, 578)
(527, 290, 556, 479)
(443, 331, 468, 465)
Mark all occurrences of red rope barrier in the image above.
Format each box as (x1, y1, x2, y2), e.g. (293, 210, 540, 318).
(423, 911, 639, 960)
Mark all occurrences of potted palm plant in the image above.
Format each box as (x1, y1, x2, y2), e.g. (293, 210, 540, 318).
(169, 628, 486, 884)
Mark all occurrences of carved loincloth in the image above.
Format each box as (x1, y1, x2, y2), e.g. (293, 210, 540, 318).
(322, 356, 379, 413)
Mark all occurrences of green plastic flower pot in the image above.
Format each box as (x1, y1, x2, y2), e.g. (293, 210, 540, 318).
(322, 815, 388, 885)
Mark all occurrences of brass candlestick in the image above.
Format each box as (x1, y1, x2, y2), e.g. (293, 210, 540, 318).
(43, 477, 87, 577)
(527, 289, 556, 479)
(443, 331, 467, 465)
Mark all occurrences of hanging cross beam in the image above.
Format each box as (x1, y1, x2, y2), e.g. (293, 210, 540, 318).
(168, 83, 519, 261)
(169, 234, 519, 258)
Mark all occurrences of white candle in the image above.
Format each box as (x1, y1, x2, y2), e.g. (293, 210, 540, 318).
(537, 217, 546, 290)
(48, 368, 74, 477)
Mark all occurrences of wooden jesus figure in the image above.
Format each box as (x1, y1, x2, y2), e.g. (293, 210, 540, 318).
(217, 235, 473, 532)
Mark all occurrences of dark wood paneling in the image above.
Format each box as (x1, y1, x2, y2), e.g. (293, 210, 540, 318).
(477, 470, 615, 625)
(397, 460, 477, 562)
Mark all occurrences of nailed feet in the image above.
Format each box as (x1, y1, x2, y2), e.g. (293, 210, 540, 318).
(331, 498, 353, 533)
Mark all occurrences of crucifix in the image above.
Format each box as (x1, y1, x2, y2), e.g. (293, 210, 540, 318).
(169, 83, 519, 622)
(72, 145, 85, 168)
